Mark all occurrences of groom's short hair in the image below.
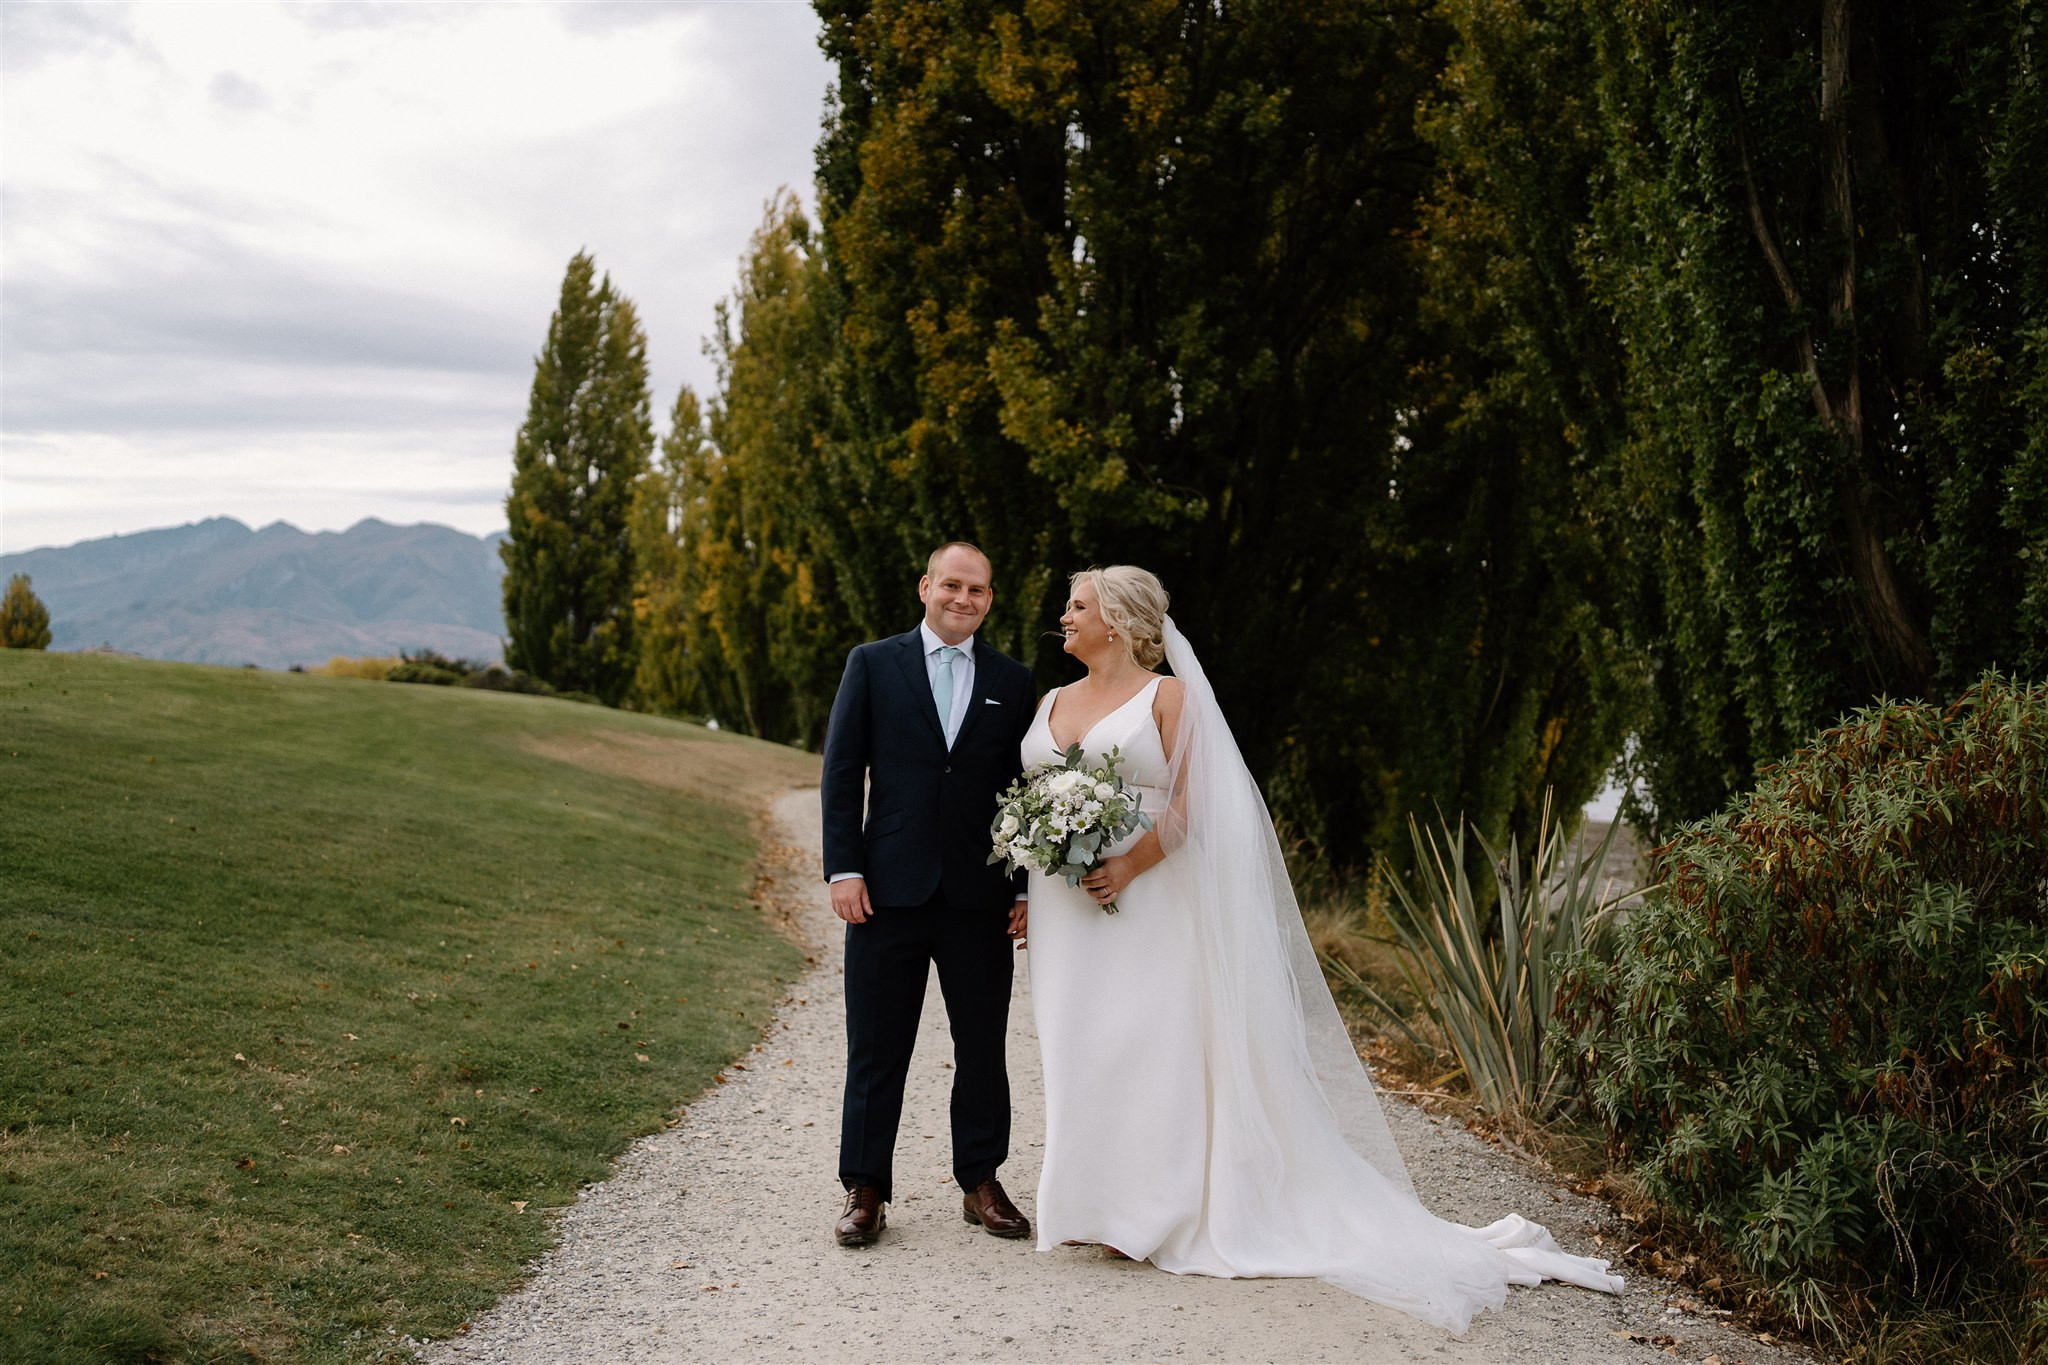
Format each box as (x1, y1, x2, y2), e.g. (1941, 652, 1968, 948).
(925, 541, 991, 580)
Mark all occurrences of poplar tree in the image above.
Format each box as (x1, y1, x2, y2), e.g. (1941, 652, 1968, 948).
(801, 0, 1624, 859)
(1423, 0, 2048, 830)
(502, 253, 653, 705)
(0, 575, 52, 650)
(630, 385, 710, 718)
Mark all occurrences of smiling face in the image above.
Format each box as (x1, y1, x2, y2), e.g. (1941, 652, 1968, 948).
(1058, 577, 1113, 660)
(918, 545, 994, 645)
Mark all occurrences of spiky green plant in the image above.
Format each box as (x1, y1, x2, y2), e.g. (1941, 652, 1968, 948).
(1330, 791, 1631, 1120)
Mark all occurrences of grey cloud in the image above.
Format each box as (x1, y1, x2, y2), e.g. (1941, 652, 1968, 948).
(0, 3, 155, 77)
(209, 71, 271, 113)
(554, 2, 706, 37)
(287, 2, 466, 38)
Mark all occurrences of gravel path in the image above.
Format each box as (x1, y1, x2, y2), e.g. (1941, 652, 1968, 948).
(426, 788, 1819, 1365)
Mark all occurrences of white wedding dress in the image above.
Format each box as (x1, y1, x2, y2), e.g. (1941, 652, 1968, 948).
(1022, 622, 1623, 1334)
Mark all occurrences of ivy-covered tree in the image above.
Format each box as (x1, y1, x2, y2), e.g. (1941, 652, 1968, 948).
(0, 574, 52, 650)
(1416, 0, 2047, 833)
(501, 252, 653, 705)
(1577, 0, 2048, 828)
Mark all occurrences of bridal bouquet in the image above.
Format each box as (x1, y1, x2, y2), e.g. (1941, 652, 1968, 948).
(988, 744, 1153, 913)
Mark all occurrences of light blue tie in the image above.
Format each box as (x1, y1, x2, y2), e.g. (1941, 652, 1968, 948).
(932, 645, 960, 737)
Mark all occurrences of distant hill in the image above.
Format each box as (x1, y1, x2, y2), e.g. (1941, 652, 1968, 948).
(0, 518, 508, 669)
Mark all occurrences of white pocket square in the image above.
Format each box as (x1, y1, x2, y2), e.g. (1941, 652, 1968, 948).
(983, 697, 1002, 706)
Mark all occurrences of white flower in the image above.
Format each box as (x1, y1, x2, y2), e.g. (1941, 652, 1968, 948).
(999, 813, 1019, 838)
(1045, 770, 1088, 796)
(1093, 781, 1115, 801)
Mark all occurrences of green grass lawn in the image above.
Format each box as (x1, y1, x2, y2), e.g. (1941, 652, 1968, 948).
(0, 652, 819, 1363)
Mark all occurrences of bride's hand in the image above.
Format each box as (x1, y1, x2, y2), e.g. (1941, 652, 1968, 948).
(1079, 855, 1135, 905)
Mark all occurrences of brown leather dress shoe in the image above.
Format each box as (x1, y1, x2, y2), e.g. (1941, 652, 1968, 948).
(961, 1178, 1031, 1239)
(835, 1185, 886, 1247)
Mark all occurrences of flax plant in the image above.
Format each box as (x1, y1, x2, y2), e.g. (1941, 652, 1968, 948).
(1330, 792, 1631, 1121)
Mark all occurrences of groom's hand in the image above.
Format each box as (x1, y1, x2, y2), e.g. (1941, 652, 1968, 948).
(1008, 899, 1028, 950)
(830, 876, 874, 924)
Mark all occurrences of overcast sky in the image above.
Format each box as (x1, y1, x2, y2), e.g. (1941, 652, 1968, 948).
(0, 1, 833, 555)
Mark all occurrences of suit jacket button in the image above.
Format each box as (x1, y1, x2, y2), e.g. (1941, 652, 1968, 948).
(943, 764, 952, 773)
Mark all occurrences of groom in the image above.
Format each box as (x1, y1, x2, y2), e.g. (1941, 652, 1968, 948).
(821, 541, 1036, 1247)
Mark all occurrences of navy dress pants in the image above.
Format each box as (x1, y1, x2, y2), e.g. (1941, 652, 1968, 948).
(839, 894, 1014, 1204)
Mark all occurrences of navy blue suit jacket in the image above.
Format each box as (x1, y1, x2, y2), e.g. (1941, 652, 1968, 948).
(821, 629, 1035, 911)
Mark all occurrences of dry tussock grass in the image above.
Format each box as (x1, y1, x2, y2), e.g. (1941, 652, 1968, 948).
(521, 726, 819, 807)
(307, 654, 401, 680)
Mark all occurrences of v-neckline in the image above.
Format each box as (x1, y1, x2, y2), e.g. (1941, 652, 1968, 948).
(1044, 677, 1161, 753)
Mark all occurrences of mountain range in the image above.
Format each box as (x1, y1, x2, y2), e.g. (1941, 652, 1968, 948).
(0, 518, 508, 670)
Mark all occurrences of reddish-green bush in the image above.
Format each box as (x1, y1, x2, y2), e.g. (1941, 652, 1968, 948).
(1557, 672, 2048, 1335)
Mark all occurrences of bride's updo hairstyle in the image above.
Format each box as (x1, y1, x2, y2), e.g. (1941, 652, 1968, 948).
(1073, 565, 1170, 669)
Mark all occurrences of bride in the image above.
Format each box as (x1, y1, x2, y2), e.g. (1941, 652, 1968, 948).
(1019, 565, 1623, 1334)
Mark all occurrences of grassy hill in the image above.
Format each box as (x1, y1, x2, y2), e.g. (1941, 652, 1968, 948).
(0, 652, 819, 1362)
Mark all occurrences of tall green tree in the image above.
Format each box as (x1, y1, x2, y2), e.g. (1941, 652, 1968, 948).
(701, 192, 844, 746)
(1421, 0, 2047, 833)
(630, 384, 710, 717)
(502, 252, 653, 705)
(0, 574, 52, 650)
(802, 0, 1627, 859)
(1585, 0, 2048, 828)
(634, 194, 842, 744)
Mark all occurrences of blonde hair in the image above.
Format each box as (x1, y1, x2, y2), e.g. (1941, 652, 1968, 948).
(1072, 565, 1169, 669)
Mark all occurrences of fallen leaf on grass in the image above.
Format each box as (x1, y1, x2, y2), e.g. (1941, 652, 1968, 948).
(93, 1271, 106, 1280)
(233, 1053, 246, 1063)
(236, 1158, 256, 1169)
(635, 1054, 650, 1063)
(510, 1201, 528, 1213)
(332, 1145, 351, 1155)
(449, 1116, 467, 1128)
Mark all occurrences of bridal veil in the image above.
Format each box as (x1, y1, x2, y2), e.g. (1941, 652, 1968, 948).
(1151, 615, 1622, 1331)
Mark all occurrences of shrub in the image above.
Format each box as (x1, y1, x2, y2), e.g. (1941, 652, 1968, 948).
(381, 649, 593, 702)
(1555, 672, 2048, 1336)
(385, 653, 468, 686)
